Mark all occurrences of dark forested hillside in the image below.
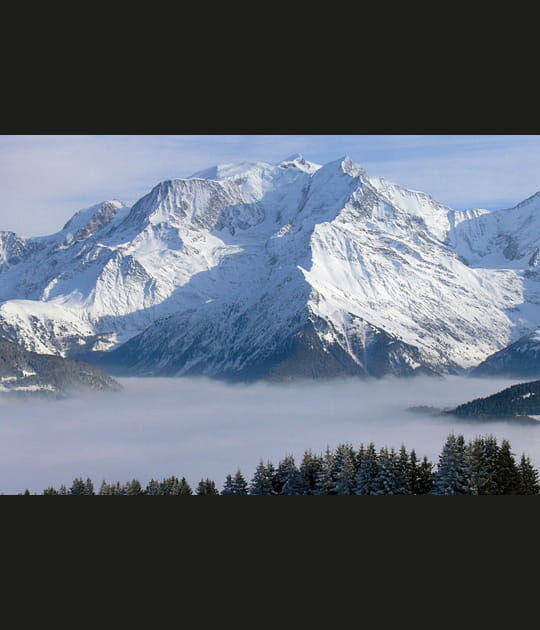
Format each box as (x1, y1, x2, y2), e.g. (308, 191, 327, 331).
(0, 338, 121, 397)
(446, 380, 540, 422)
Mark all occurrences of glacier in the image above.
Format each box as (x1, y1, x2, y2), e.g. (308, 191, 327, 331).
(1, 154, 540, 379)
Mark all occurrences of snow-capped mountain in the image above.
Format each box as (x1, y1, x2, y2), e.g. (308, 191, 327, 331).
(1, 154, 540, 380)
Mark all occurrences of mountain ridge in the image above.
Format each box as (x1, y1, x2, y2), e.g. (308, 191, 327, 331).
(2, 155, 540, 380)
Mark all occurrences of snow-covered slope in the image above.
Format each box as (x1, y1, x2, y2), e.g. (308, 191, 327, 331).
(472, 329, 540, 378)
(447, 192, 540, 269)
(1, 155, 540, 379)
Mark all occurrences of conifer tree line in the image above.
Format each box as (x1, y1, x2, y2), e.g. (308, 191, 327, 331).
(23, 433, 540, 495)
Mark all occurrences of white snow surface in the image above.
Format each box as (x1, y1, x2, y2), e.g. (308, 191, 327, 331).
(1, 156, 540, 374)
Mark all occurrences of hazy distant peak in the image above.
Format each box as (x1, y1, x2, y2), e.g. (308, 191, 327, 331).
(189, 155, 322, 181)
(62, 200, 126, 235)
(278, 153, 321, 174)
(188, 161, 273, 181)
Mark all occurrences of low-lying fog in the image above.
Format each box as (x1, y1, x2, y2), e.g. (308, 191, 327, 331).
(1, 375, 539, 494)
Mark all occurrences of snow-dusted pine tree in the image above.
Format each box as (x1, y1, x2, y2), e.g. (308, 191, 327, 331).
(354, 443, 381, 495)
(299, 450, 324, 495)
(313, 447, 336, 495)
(468, 435, 499, 495)
(394, 445, 412, 494)
(124, 479, 143, 495)
(432, 434, 473, 495)
(69, 477, 86, 495)
(196, 478, 219, 495)
(249, 460, 275, 495)
(221, 474, 236, 495)
(517, 454, 540, 494)
(333, 444, 357, 495)
(355, 444, 366, 471)
(144, 478, 160, 495)
(409, 449, 419, 493)
(170, 477, 192, 495)
(231, 470, 248, 495)
(376, 447, 401, 495)
(278, 455, 306, 495)
(416, 456, 434, 494)
(493, 439, 520, 494)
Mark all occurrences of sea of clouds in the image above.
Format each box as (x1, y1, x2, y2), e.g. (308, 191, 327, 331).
(0, 375, 538, 494)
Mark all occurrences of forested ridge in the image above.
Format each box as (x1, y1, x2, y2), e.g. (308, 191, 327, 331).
(14, 433, 540, 495)
(448, 380, 540, 420)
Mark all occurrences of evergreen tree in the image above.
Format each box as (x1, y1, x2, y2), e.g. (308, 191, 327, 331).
(278, 455, 306, 495)
(221, 474, 236, 495)
(98, 480, 112, 495)
(83, 478, 95, 496)
(264, 461, 278, 494)
(69, 477, 87, 495)
(409, 449, 420, 494)
(416, 456, 434, 494)
(124, 479, 143, 495)
(159, 476, 175, 495)
(172, 477, 193, 495)
(354, 443, 380, 495)
(231, 470, 248, 495)
(376, 447, 401, 495)
(494, 440, 521, 494)
(273, 456, 298, 495)
(157, 475, 192, 495)
(222, 470, 248, 495)
(57, 484, 69, 495)
(517, 454, 540, 495)
(333, 446, 357, 495)
(299, 450, 324, 495)
(332, 443, 356, 475)
(468, 435, 500, 495)
(145, 478, 160, 496)
(395, 445, 412, 494)
(43, 486, 59, 495)
(313, 447, 336, 495)
(355, 443, 366, 471)
(433, 434, 473, 495)
(196, 478, 219, 495)
(249, 461, 275, 495)
(109, 481, 124, 495)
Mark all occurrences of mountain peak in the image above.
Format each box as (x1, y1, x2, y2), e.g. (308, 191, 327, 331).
(188, 161, 272, 181)
(278, 154, 321, 174)
(281, 152, 304, 162)
(317, 155, 365, 179)
(61, 200, 127, 242)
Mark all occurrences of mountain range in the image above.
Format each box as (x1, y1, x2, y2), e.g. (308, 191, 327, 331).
(2, 153, 540, 380)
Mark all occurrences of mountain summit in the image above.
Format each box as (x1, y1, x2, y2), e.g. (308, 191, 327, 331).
(1, 156, 540, 380)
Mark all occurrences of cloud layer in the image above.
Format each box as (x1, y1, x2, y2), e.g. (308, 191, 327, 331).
(0, 375, 538, 494)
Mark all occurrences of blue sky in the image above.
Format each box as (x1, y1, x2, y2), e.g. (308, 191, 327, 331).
(1, 134, 539, 236)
